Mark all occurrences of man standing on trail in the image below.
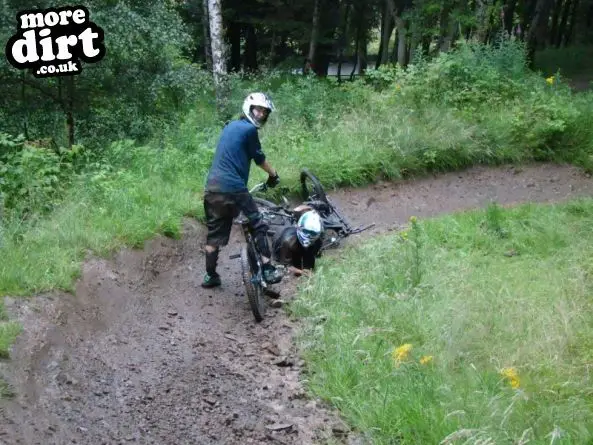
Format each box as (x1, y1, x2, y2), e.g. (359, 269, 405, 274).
(201, 92, 282, 288)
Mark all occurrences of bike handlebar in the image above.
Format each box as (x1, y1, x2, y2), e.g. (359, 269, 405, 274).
(249, 182, 268, 194)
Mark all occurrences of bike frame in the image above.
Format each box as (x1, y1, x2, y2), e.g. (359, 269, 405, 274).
(237, 217, 269, 290)
(250, 183, 374, 252)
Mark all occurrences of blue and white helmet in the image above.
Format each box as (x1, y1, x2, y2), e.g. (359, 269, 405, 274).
(296, 210, 323, 248)
(242, 92, 275, 128)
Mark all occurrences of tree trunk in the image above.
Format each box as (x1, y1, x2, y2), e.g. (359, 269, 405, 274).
(440, 15, 458, 52)
(351, 30, 360, 79)
(337, 2, 352, 83)
(244, 24, 258, 72)
(269, 30, 276, 66)
(421, 36, 431, 56)
(386, 0, 409, 66)
(521, 0, 538, 41)
(390, 30, 398, 63)
(555, 0, 572, 45)
(474, 0, 489, 42)
(395, 16, 407, 65)
(229, 21, 241, 72)
(503, 0, 517, 33)
(208, 0, 226, 81)
(437, 4, 451, 53)
(526, 0, 554, 66)
(352, 2, 366, 76)
(357, 24, 368, 73)
(313, 1, 339, 76)
(564, 0, 580, 44)
(549, 0, 564, 44)
(202, 0, 212, 71)
(408, 19, 421, 63)
(208, 0, 227, 111)
(378, 0, 394, 67)
(307, 0, 321, 73)
(21, 71, 30, 140)
(375, 5, 386, 69)
(66, 76, 75, 148)
(277, 32, 290, 61)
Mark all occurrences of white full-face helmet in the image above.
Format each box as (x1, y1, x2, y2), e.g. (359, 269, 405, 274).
(296, 210, 323, 248)
(242, 92, 275, 128)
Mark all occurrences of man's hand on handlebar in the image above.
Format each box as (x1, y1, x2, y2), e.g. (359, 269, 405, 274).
(266, 172, 280, 188)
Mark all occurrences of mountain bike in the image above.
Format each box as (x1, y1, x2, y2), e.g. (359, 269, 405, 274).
(230, 183, 288, 322)
(299, 168, 375, 250)
(232, 169, 374, 322)
(249, 169, 375, 252)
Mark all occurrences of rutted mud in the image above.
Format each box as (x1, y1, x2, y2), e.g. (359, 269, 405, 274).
(1, 163, 592, 445)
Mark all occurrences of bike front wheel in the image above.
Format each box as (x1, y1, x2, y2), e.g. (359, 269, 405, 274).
(240, 244, 266, 322)
(300, 168, 328, 204)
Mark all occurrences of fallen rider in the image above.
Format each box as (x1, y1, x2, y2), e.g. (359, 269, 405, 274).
(272, 206, 324, 277)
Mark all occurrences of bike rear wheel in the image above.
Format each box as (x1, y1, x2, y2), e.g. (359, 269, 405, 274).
(240, 244, 266, 322)
(300, 168, 328, 204)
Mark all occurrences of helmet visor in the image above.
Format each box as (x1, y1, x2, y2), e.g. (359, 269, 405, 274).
(297, 228, 319, 247)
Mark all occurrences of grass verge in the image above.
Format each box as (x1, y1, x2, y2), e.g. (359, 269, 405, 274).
(291, 198, 593, 444)
(0, 296, 21, 360)
(0, 309, 22, 398)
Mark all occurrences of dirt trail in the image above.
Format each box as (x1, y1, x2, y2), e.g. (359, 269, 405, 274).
(1, 163, 592, 445)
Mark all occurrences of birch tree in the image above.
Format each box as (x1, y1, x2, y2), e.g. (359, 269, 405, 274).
(208, 0, 228, 113)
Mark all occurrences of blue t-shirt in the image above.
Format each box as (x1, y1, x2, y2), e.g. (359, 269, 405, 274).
(205, 119, 266, 193)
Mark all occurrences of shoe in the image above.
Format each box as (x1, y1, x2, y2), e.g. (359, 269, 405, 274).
(264, 288, 281, 299)
(201, 273, 221, 288)
(263, 264, 283, 284)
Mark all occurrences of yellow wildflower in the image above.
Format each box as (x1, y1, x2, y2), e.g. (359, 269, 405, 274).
(420, 355, 433, 365)
(400, 230, 409, 240)
(409, 215, 417, 224)
(546, 76, 555, 85)
(500, 367, 520, 389)
(392, 343, 412, 365)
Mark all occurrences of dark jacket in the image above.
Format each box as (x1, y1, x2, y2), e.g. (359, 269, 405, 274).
(273, 227, 322, 270)
(205, 119, 265, 193)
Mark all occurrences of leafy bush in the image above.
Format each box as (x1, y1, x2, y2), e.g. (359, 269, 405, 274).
(535, 45, 593, 77)
(392, 36, 531, 109)
(357, 36, 593, 169)
(0, 133, 89, 220)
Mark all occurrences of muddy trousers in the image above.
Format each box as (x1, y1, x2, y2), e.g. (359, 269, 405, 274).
(203, 191, 271, 276)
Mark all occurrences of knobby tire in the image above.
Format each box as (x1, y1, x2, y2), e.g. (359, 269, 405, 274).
(300, 168, 328, 204)
(240, 244, 266, 322)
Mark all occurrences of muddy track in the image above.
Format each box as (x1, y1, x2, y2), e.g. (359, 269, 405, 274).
(1, 163, 592, 445)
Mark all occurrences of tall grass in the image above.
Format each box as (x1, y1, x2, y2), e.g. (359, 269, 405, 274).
(0, 141, 211, 295)
(291, 198, 593, 444)
(534, 45, 593, 78)
(2, 39, 593, 297)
